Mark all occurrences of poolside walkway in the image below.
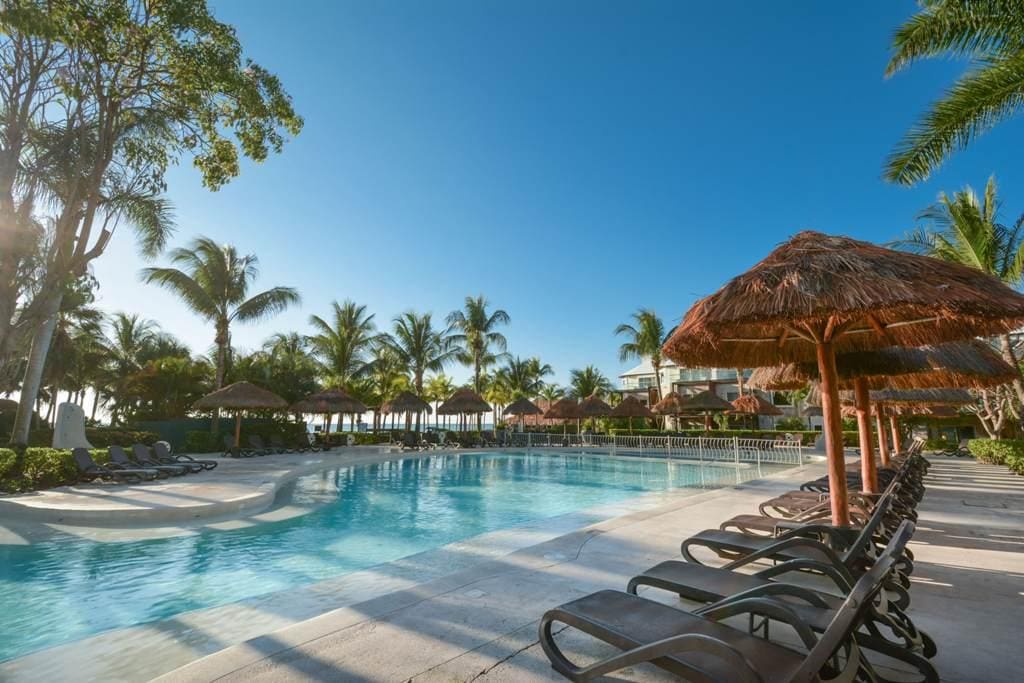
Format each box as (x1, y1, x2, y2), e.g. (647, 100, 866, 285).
(160, 456, 1024, 683)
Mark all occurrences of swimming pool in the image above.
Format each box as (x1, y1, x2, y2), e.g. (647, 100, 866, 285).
(0, 450, 784, 662)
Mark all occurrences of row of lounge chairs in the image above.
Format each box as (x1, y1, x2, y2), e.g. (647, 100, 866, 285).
(73, 443, 217, 484)
(223, 433, 324, 458)
(397, 431, 510, 451)
(538, 447, 937, 682)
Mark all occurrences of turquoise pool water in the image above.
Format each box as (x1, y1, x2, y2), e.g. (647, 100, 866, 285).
(0, 450, 779, 661)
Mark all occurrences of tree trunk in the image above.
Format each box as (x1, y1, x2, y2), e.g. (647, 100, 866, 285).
(91, 390, 100, 422)
(9, 289, 63, 446)
(999, 334, 1024, 410)
(212, 321, 229, 434)
(652, 359, 663, 402)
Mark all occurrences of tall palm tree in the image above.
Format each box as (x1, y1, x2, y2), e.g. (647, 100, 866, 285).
(447, 296, 510, 429)
(103, 313, 159, 424)
(569, 365, 613, 399)
(538, 383, 565, 405)
(894, 175, 1024, 404)
(385, 311, 455, 430)
(141, 236, 300, 397)
(425, 373, 455, 430)
(363, 344, 409, 431)
(495, 356, 553, 399)
(306, 300, 380, 390)
(884, 3, 1024, 184)
(615, 308, 666, 401)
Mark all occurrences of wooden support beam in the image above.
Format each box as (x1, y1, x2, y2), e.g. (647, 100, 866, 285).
(815, 341, 851, 526)
(853, 377, 878, 494)
(875, 404, 891, 466)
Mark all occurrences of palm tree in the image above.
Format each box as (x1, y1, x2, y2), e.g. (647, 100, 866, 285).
(884, 5, 1024, 184)
(363, 345, 409, 431)
(103, 313, 159, 424)
(385, 311, 456, 430)
(494, 356, 553, 399)
(569, 365, 613, 399)
(894, 175, 1024, 404)
(425, 373, 455, 430)
(447, 296, 510, 429)
(306, 300, 380, 390)
(615, 309, 666, 401)
(141, 236, 300, 400)
(539, 384, 565, 405)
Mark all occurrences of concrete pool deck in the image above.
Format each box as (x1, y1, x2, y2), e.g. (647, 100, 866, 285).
(151, 456, 1024, 683)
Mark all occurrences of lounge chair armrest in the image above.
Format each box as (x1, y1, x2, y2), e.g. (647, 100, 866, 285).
(754, 558, 855, 591)
(696, 582, 831, 611)
(698, 597, 819, 649)
(722, 536, 847, 573)
(775, 523, 857, 546)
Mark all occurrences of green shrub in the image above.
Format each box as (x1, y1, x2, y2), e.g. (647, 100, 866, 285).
(968, 439, 1024, 470)
(22, 427, 159, 448)
(185, 430, 222, 454)
(0, 447, 108, 492)
(775, 417, 809, 431)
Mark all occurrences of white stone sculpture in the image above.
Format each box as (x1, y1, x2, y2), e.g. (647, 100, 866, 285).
(52, 402, 93, 449)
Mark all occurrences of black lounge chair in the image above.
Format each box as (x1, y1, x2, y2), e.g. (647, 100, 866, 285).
(246, 435, 275, 455)
(133, 443, 196, 474)
(152, 441, 217, 471)
(539, 524, 910, 683)
(401, 432, 424, 451)
(109, 445, 183, 478)
(73, 448, 158, 483)
(223, 434, 254, 458)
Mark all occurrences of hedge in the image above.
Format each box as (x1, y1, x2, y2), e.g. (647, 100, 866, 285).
(184, 421, 310, 453)
(967, 439, 1024, 475)
(12, 427, 160, 448)
(0, 447, 109, 493)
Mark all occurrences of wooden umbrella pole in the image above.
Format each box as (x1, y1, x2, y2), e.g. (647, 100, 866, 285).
(234, 412, 242, 449)
(852, 377, 878, 494)
(815, 340, 851, 527)
(889, 414, 901, 454)
(875, 405, 891, 467)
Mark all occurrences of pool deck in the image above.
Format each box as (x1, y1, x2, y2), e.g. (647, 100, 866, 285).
(150, 456, 1024, 683)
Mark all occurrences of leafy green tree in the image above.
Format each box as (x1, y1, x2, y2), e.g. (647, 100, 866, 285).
(615, 309, 666, 401)
(362, 345, 410, 431)
(539, 383, 566, 405)
(494, 356, 553, 400)
(569, 365, 613, 399)
(307, 300, 380, 390)
(142, 236, 299, 426)
(3, 0, 301, 445)
(132, 356, 212, 420)
(425, 373, 456, 429)
(385, 311, 455, 430)
(447, 296, 509, 428)
(884, 1, 1024, 184)
(894, 175, 1024, 404)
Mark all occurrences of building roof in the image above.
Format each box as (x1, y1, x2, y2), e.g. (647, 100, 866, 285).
(619, 358, 678, 378)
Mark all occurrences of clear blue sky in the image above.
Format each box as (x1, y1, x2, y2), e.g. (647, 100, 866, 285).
(93, 1, 1024, 388)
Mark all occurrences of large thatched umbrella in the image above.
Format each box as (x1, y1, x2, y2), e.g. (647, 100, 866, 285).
(382, 391, 432, 432)
(610, 395, 655, 434)
(544, 397, 583, 435)
(193, 381, 288, 449)
(729, 393, 782, 430)
(751, 340, 1015, 489)
(290, 388, 368, 433)
(652, 391, 688, 430)
(578, 393, 613, 432)
(438, 388, 491, 431)
(663, 231, 1024, 525)
(681, 389, 733, 431)
(504, 397, 542, 431)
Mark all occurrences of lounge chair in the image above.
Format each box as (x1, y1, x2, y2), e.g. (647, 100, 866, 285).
(422, 432, 441, 449)
(269, 434, 297, 453)
(109, 445, 183, 478)
(132, 443, 196, 474)
(152, 441, 217, 471)
(539, 524, 912, 682)
(401, 432, 424, 451)
(246, 435, 275, 455)
(73, 448, 158, 483)
(223, 434, 254, 458)
(938, 439, 971, 457)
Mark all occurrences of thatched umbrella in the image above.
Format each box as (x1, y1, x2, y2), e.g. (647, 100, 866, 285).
(681, 389, 733, 431)
(382, 391, 432, 432)
(662, 231, 1024, 525)
(751, 340, 1015, 488)
(438, 388, 491, 432)
(504, 397, 542, 431)
(544, 397, 583, 436)
(652, 391, 689, 430)
(578, 393, 613, 432)
(729, 393, 782, 430)
(193, 381, 288, 449)
(610, 395, 655, 434)
(291, 388, 368, 434)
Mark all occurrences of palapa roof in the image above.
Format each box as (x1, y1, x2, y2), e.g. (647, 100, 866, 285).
(651, 391, 689, 415)
(663, 231, 1024, 368)
(578, 393, 613, 417)
(730, 394, 783, 416)
(438, 388, 491, 415)
(290, 388, 368, 414)
(381, 390, 432, 414)
(193, 381, 287, 411)
(610, 395, 655, 418)
(503, 397, 543, 416)
(682, 389, 733, 413)
(811, 385, 975, 408)
(543, 397, 583, 420)
(748, 340, 1016, 392)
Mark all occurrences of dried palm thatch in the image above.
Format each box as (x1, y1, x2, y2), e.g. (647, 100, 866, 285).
(663, 232, 1024, 368)
(682, 390, 733, 413)
(749, 341, 1015, 392)
(730, 394, 783, 416)
(438, 388, 491, 415)
(663, 231, 1024, 526)
(543, 398, 583, 420)
(382, 390, 432, 415)
(193, 381, 287, 411)
(651, 391, 689, 415)
(290, 388, 368, 415)
(503, 397, 543, 417)
(863, 388, 975, 407)
(578, 393, 613, 418)
(610, 395, 655, 418)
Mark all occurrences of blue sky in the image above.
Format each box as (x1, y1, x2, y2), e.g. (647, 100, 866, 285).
(93, 1, 1024, 388)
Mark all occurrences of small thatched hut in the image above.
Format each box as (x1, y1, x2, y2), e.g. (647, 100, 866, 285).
(193, 381, 288, 447)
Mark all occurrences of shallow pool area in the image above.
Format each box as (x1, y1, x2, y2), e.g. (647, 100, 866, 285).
(0, 450, 785, 662)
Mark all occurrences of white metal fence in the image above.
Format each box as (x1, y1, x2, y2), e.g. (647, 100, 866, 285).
(504, 433, 803, 466)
